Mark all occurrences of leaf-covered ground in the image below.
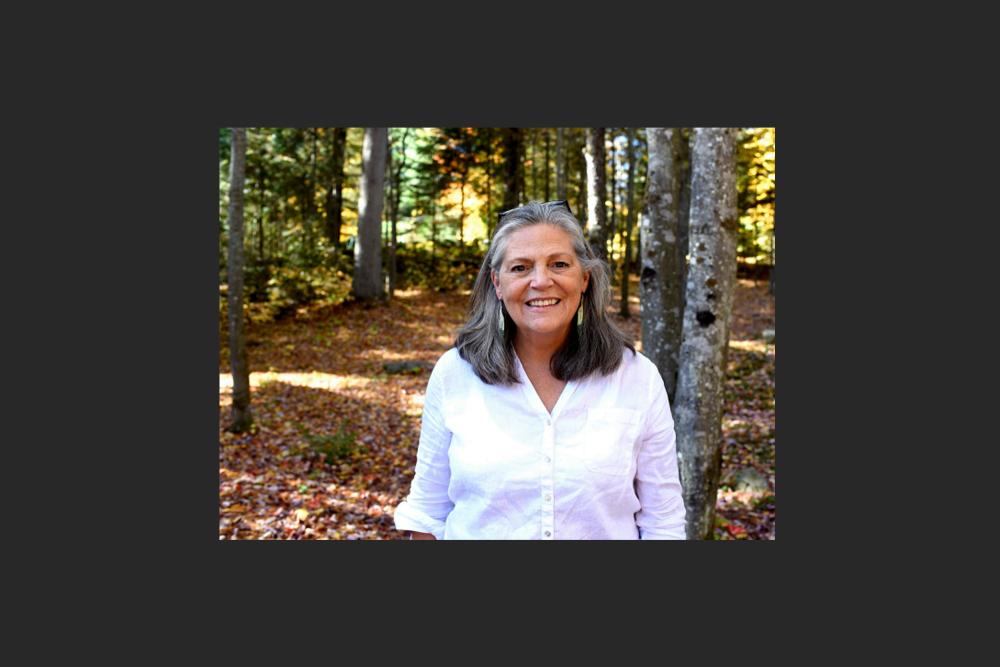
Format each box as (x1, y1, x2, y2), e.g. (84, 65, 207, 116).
(219, 278, 775, 539)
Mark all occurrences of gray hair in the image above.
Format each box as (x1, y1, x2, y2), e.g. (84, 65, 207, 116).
(455, 201, 635, 385)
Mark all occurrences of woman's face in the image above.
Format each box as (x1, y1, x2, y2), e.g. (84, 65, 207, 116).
(491, 223, 590, 347)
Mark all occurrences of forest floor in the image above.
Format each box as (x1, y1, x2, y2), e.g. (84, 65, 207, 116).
(219, 276, 775, 540)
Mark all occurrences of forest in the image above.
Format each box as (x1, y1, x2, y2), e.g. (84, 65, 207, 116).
(219, 127, 775, 540)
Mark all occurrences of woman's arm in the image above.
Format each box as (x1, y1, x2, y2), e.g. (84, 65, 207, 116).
(393, 353, 455, 539)
(406, 531, 437, 540)
(634, 375, 687, 539)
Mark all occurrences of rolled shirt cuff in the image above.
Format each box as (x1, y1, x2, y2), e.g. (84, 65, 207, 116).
(393, 500, 447, 540)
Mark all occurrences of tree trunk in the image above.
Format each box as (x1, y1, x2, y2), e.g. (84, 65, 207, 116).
(502, 128, 520, 210)
(673, 127, 739, 540)
(486, 153, 493, 239)
(389, 128, 409, 299)
(383, 145, 390, 249)
(226, 128, 253, 433)
(556, 127, 566, 200)
(529, 128, 537, 201)
(576, 130, 587, 227)
(585, 128, 608, 260)
(544, 129, 551, 201)
(769, 204, 776, 296)
(620, 128, 637, 318)
(257, 158, 266, 261)
(518, 131, 527, 204)
(301, 128, 318, 264)
(431, 200, 437, 263)
(325, 128, 347, 249)
(639, 128, 684, 402)
(608, 131, 618, 275)
(676, 128, 693, 316)
(459, 164, 466, 251)
(633, 131, 648, 278)
(353, 128, 388, 301)
(277, 196, 284, 257)
(383, 148, 391, 247)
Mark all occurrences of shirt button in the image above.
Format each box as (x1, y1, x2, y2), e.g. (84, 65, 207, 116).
(544, 456, 551, 462)
(544, 494, 552, 501)
(544, 530, 551, 537)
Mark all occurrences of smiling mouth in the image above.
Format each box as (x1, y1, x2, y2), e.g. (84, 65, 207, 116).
(526, 298, 561, 308)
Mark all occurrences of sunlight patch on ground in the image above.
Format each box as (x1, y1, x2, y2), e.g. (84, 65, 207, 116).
(403, 391, 425, 417)
(357, 349, 419, 362)
(729, 339, 772, 354)
(716, 487, 772, 511)
(219, 371, 374, 392)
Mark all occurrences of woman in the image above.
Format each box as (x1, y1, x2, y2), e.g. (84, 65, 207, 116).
(393, 201, 686, 539)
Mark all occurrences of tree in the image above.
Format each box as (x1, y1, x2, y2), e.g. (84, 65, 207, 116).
(387, 128, 410, 298)
(226, 127, 253, 433)
(353, 127, 388, 301)
(574, 129, 587, 226)
(672, 127, 739, 540)
(620, 128, 638, 318)
(478, 128, 498, 238)
(324, 128, 348, 250)
(639, 128, 684, 402)
(543, 128, 551, 201)
(607, 131, 618, 275)
(585, 128, 608, 260)
(556, 127, 567, 200)
(502, 128, 521, 210)
(674, 128, 693, 317)
(770, 209, 775, 296)
(735, 128, 776, 268)
(435, 128, 475, 251)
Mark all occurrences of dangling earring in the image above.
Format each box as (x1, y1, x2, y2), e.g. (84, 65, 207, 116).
(498, 301, 505, 333)
(577, 304, 584, 326)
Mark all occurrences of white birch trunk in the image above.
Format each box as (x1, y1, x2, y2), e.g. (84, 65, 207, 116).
(673, 127, 738, 540)
(353, 127, 388, 301)
(585, 128, 608, 259)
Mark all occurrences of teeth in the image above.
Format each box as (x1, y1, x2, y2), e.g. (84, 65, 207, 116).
(527, 298, 559, 306)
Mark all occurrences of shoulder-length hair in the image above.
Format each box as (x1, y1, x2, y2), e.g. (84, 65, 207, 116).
(455, 200, 635, 385)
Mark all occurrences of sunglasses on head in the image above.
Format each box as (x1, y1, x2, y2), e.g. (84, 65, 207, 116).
(497, 200, 573, 226)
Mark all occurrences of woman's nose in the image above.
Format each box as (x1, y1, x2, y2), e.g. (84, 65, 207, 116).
(530, 266, 554, 288)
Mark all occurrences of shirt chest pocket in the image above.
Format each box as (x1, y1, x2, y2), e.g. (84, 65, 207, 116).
(581, 407, 641, 476)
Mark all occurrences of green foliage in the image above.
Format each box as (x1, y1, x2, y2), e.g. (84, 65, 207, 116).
(220, 262, 353, 326)
(258, 265, 352, 321)
(736, 128, 776, 265)
(222, 127, 780, 297)
(267, 265, 350, 309)
(300, 424, 361, 464)
(394, 241, 484, 291)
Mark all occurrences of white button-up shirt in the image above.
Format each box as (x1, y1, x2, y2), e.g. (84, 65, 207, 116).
(393, 347, 687, 539)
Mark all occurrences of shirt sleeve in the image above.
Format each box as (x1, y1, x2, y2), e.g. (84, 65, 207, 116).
(392, 352, 455, 539)
(634, 373, 687, 540)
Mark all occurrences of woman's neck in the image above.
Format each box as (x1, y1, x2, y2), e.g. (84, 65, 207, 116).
(514, 327, 569, 371)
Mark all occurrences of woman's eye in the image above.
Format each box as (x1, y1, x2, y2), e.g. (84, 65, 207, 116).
(553, 261, 569, 269)
(511, 265, 526, 273)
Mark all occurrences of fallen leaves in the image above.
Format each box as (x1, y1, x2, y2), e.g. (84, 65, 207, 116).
(219, 280, 775, 540)
(219, 288, 468, 540)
